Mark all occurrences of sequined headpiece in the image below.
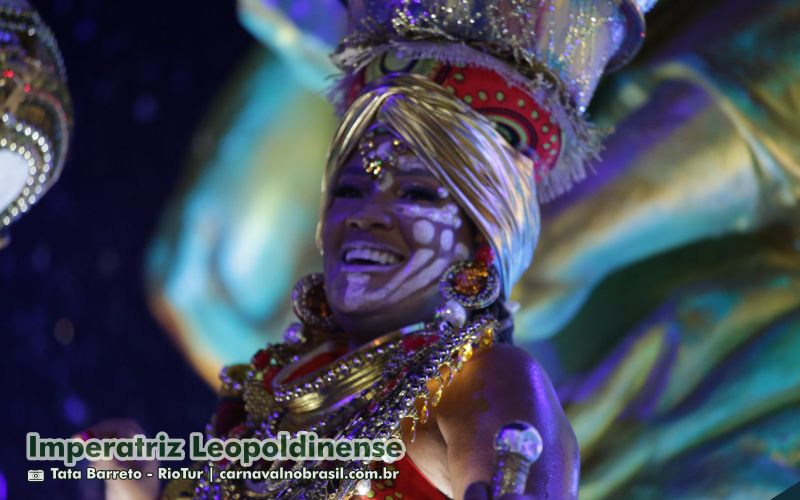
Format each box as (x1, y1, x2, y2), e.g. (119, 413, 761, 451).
(0, 0, 72, 231)
(332, 0, 656, 200)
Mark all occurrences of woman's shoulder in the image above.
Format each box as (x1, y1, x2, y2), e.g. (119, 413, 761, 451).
(434, 342, 579, 498)
(459, 343, 548, 393)
(471, 342, 541, 370)
(436, 343, 571, 437)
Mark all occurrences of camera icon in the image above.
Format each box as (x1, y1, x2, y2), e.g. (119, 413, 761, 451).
(28, 470, 45, 482)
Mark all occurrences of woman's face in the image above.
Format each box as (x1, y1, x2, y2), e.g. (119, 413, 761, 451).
(321, 134, 475, 339)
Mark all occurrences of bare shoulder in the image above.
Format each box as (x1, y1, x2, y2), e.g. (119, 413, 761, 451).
(440, 343, 552, 409)
(467, 343, 544, 381)
(435, 343, 580, 499)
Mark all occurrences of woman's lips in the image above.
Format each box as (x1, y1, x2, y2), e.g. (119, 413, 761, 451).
(344, 248, 402, 265)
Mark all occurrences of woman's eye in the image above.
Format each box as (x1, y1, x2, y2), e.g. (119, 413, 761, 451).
(333, 185, 363, 199)
(400, 186, 437, 202)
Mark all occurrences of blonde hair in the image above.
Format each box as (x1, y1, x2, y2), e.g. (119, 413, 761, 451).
(318, 74, 540, 298)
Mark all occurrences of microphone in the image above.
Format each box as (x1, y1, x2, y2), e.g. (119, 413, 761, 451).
(491, 421, 543, 497)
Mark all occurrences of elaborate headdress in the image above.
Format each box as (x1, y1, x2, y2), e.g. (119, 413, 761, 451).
(0, 0, 72, 233)
(322, 0, 655, 295)
(331, 0, 655, 200)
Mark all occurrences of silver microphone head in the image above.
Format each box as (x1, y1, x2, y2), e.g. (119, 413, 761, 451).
(491, 421, 543, 496)
(494, 421, 543, 463)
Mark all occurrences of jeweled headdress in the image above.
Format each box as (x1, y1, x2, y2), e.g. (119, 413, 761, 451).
(331, 0, 655, 200)
(0, 0, 72, 232)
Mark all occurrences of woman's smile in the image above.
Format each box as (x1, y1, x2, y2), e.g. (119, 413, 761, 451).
(340, 240, 406, 269)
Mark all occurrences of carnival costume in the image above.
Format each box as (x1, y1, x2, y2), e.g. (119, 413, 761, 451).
(161, 1, 655, 498)
(148, 0, 800, 498)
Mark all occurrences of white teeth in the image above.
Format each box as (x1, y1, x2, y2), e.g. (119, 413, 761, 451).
(344, 247, 401, 265)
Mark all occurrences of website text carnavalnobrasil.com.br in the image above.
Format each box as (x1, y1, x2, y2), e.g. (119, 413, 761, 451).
(206, 464, 400, 483)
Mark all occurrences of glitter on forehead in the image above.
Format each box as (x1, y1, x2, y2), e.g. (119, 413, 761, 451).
(358, 125, 410, 179)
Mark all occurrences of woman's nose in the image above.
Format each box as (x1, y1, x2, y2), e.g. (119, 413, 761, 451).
(345, 206, 393, 231)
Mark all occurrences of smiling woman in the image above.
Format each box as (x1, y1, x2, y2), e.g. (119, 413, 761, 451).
(96, 0, 656, 497)
(322, 129, 477, 342)
(158, 74, 581, 500)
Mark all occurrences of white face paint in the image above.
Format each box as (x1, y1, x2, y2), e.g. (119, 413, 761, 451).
(388, 257, 449, 302)
(339, 249, 435, 312)
(395, 203, 463, 228)
(344, 273, 370, 310)
(441, 230, 453, 251)
(322, 138, 477, 332)
(412, 220, 435, 245)
(377, 170, 395, 192)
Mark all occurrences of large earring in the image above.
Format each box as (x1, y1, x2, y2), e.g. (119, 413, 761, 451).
(438, 245, 501, 327)
(291, 273, 339, 332)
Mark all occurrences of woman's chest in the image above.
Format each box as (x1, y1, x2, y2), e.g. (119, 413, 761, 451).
(402, 419, 453, 498)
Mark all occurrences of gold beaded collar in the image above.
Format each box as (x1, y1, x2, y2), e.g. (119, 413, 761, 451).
(272, 322, 427, 415)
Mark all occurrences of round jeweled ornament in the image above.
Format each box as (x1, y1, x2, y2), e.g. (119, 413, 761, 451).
(291, 273, 338, 331)
(440, 260, 501, 310)
(0, 0, 72, 234)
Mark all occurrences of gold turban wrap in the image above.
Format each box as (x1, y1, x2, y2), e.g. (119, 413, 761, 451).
(318, 74, 540, 298)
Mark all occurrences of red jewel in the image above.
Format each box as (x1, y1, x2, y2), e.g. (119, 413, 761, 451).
(261, 366, 281, 393)
(252, 349, 271, 370)
(401, 334, 439, 353)
(213, 400, 245, 437)
(385, 378, 401, 394)
(476, 245, 495, 267)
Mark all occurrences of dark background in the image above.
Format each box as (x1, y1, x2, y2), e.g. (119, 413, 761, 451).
(0, 1, 253, 498)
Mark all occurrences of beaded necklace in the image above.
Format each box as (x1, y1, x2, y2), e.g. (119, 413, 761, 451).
(184, 314, 497, 500)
